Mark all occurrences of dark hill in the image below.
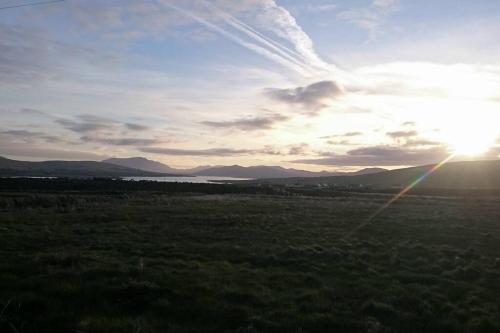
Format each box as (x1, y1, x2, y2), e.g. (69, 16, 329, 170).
(0, 156, 176, 178)
(255, 160, 500, 190)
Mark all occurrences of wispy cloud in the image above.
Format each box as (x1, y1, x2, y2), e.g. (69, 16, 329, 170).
(288, 143, 309, 155)
(305, 3, 338, 13)
(201, 113, 288, 131)
(140, 147, 255, 157)
(56, 118, 111, 133)
(0, 128, 78, 145)
(337, 0, 399, 39)
(81, 136, 162, 146)
(0, 144, 106, 160)
(292, 145, 449, 167)
(55, 115, 150, 135)
(385, 130, 441, 148)
(323, 132, 365, 146)
(402, 139, 442, 148)
(386, 130, 418, 139)
(18, 108, 52, 117)
(321, 132, 363, 139)
(0, 22, 119, 86)
(140, 145, 282, 157)
(125, 123, 150, 131)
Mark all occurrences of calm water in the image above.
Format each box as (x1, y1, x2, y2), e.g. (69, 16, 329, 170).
(123, 176, 250, 184)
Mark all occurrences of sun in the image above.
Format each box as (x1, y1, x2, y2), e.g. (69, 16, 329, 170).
(449, 134, 495, 156)
(442, 113, 498, 156)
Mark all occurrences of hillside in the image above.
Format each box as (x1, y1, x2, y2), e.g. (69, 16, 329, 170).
(196, 165, 386, 179)
(103, 157, 208, 175)
(254, 160, 500, 190)
(0, 156, 176, 178)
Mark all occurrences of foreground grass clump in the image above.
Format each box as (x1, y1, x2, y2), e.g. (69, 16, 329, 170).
(1, 186, 500, 332)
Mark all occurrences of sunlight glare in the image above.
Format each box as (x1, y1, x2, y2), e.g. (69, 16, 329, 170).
(443, 111, 498, 156)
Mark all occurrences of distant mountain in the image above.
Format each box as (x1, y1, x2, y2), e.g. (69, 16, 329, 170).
(195, 165, 386, 179)
(103, 157, 385, 179)
(103, 157, 209, 175)
(252, 160, 500, 190)
(0, 156, 176, 178)
(343, 168, 388, 176)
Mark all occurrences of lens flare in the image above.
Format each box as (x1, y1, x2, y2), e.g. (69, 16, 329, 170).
(346, 153, 456, 237)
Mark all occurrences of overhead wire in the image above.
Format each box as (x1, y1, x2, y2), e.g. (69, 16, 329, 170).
(0, 0, 65, 11)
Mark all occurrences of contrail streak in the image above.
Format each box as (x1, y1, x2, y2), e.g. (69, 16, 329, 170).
(199, 0, 320, 76)
(259, 0, 332, 71)
(160, 1, 313, 77)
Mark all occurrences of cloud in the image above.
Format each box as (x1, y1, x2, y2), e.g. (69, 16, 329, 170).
(0, 129, 74, 145)
(162, 2, 313, 77)
(0, 22, 119, 86)
(0, 23, 52, 85)
(326, 139, 361, 146)
(56, 119, 111, 133)
(140, 145, 282, 157)
(321, 131, 362, 139)
(386, 130, 418, 139)
(306, 3, 337, 13)
(161, 0, 334, 77)
(322, 131, 364, 146)
(343, 131, 363, 137)
(76, 114, 116, 124)
(80, 136, 161, 146)
(125, 123, 150, 131)
(63, 0, 336, 77)
(251, 0, 332, 73)
(0, 130, 43, 137)
(337, 0, 399, 38)
(402, 139, 442, 148)
(18, 108, 52, 117)
(201, 113, 288, 131)
(0, 129, 43, 145)
(402, 121, 416, 127)
(140, 147, 256, 157)
(0, 145, 106, 160)
(55, 115, 149, 135)
(291, 145, 449, 166)
(288, 143, 309, 155)
(385, 130, 441, 148)
(265, 80, 343, 113)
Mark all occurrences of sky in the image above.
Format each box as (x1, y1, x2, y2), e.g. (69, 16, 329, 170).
(1, 0, 500, 170)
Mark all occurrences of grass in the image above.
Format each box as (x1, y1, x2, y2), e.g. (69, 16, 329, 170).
(1, 183, 500, 332)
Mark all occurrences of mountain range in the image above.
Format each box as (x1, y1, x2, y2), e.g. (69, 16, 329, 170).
(195, 165, 385, 178)
(0, 156, 175, 178)
(103, 157, 386, 178)
(3, 155, 500, 190)
(103, 157, 209, 175)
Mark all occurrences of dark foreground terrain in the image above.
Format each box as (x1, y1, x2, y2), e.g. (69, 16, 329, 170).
(1, 180, 500, 332)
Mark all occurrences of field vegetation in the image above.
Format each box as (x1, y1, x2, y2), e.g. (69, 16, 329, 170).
(1, 179, 500, 332)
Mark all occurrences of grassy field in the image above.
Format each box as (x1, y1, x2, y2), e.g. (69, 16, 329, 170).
(1, 184, 500, 332)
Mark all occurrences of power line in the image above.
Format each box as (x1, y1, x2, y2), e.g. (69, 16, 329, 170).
(0, 0, 65, 11)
